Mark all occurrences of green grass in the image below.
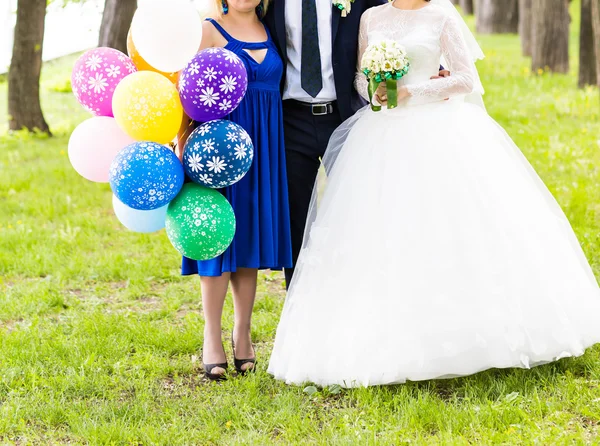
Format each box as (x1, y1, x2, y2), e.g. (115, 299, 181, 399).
(2, 5, 600, 445)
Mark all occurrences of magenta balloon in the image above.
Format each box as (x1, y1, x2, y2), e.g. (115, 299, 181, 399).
(68, 117, 136, 183)
(72, 47, 138, 117)
(178, 48, 248, 122)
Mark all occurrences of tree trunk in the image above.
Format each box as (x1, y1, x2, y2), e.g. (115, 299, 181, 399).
(8, 0, 50, 134)
(449, 0, 458, 4)
(519, 0, 533, 56)
(532, 0, 570, 73)
(579, 0, 597, 87)
(460, 0, 474, 15)
(476, 0, 519, 34)
(98, 0, 137, 54)
(592, 0, 600, 90)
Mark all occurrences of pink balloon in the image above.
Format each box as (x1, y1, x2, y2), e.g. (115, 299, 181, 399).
(68, 117, 136, 183)
(71, 47, 137, 117)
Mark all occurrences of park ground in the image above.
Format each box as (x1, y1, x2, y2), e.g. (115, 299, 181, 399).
(1, 5, 600, 445)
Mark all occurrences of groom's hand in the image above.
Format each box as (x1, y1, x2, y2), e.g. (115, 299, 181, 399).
(431, 70, 451, 79)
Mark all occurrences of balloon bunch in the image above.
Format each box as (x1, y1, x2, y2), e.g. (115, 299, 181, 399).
(67, 0, 254, 261)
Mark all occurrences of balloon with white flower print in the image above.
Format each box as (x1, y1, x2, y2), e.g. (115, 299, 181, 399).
(109, 141, 184, 210)
(178, 48, 248, 122)
(71, 47, 137, 117)
(166, 183, 236, 261)
(112, 195, 168, 233)
(112, 71, 183, 144)
(183, 120, 254, 189)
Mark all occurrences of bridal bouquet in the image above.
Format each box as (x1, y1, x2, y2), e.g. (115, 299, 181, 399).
(361, 40, 410, 111)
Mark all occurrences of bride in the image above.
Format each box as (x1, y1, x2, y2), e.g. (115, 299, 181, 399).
(267, 0, 600, 387)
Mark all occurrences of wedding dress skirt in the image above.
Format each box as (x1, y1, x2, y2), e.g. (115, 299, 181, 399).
(268, 100, 600, 387)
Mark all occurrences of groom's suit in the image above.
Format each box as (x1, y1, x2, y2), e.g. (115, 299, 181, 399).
(264, 0, 386, 286)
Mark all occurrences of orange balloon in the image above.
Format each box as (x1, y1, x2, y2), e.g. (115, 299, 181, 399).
(127, 29, 180, 84)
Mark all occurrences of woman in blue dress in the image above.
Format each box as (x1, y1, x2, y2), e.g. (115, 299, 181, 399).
(177, 0, 292, 380)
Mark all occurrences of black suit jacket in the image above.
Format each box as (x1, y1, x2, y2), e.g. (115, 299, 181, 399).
(264, 0, 387, 121)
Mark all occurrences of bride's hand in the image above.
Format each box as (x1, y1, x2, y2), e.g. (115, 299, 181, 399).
(398, 86, 410, 100)
(374, 84, 388, 106)
(375, 84, 410, 105)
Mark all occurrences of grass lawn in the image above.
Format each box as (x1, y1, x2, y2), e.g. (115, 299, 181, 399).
(1, 4, 600, 445)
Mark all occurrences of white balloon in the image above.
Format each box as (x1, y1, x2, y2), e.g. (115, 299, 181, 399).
(131, 0, 203, 73)
(68, 117, 136, 183)
(112, 195, 168, 233)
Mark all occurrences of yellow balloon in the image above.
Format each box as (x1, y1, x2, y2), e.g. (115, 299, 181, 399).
(112, 71, 183, 144)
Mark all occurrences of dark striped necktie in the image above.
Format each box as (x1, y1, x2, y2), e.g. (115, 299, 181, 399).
(301, 0, 323, 98)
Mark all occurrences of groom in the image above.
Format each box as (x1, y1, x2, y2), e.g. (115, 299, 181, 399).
(264, 0, 447, 286)
(264, 0, 385, 287)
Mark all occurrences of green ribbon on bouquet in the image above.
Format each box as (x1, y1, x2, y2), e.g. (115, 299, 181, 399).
(386, 78, 398, 110)
(366, 77, 398, 112)
(363, 65, 410, 112)
(367, 77, 382, 112)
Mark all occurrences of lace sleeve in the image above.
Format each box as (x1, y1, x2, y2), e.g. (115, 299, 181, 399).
(354, 10, 371, 101)
(405, 15, 475, 101)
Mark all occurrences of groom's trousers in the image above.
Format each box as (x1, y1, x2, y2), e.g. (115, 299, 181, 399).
(282, 99, 343, 288)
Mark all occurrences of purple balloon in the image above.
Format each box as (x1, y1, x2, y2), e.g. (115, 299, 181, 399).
(178, 48, 248, 122)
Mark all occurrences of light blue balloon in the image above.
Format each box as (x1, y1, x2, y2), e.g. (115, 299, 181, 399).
(112, 195, 168, 233)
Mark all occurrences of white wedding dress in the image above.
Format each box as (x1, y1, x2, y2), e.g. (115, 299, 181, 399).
(268, 1, 600, 387)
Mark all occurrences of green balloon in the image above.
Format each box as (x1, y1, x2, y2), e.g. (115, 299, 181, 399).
(166, 183, 236, 261)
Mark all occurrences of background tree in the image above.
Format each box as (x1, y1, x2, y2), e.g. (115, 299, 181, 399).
(519, 0, 533, 56)
(579, 0, 597, 87)
(460, 0, 474, 15)
(592, 0, 600, 92)
(531, 0, 570, 73)
(98, 0, 137, 53)
(476, 0, 519, 34)
(8, 0, 50, 133)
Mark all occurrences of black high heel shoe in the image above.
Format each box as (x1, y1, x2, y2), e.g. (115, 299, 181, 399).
(231, 332, 257, 375)
(202, 347, 228, 381)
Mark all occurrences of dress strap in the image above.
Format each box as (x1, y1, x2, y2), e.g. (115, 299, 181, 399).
(205, 18, 236, 42)
(261, 21, 273, 40)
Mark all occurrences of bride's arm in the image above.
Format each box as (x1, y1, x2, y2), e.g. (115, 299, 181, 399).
(400, 15, 476, 101)
(354, 10, 371, 102)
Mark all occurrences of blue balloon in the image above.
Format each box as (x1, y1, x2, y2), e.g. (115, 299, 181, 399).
(109, 141, 184, 210)
(112, 195, 168, 233)
(183, 120, 254, 189)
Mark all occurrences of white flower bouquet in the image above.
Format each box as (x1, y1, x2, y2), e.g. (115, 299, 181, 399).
(360, 40, 410, 111)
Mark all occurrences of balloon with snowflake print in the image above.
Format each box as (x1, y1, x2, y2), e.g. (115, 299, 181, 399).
(72, 47, 137, 117)
(166, 183, 236, 261)
(112, 71, 183, 144)
(183, 120, 254, 189)
(178, 48, 248, 122)
(109, 141, 184, 211)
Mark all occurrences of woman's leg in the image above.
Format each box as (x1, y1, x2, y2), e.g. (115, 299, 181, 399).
(201, 273, 231, 375)
(230, 268, 258, 371)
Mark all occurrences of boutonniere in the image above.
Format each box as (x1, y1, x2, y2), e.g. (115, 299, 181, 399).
(333, 0, 354, 17)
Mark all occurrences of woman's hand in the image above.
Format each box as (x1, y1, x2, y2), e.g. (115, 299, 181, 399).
(398, 85, 410, 100)
(374, 84, 387, 106)
(375, 84, 411, 106)
(176, 114, 193, 162)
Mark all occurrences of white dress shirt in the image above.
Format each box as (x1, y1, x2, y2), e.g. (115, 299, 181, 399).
(283, 0, 337, 103)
